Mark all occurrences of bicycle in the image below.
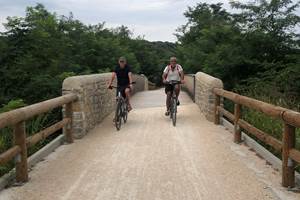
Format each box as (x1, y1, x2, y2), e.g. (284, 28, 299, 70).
(165, 80, 182, 126)
(109, 82, 135, 131)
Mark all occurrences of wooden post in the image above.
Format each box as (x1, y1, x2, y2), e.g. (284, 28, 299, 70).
(234, 104, 242, 143)
(65, 103, 74, 143)
(214, 94, 221, 125)
(13, 121, 28, 182)
(282, 123, 295, 188)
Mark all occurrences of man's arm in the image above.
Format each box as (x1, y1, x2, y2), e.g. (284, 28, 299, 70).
(108, 72, 116, 88)
(178, 65, 184, 83)
(162, 66, 168, 83)
(128, 72, 133, 86)
(180, 71, 185, 82)
(162, 72, 167, 83)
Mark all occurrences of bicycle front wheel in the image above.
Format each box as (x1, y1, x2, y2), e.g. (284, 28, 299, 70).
(123, 103, 128, 123)
(172, 98, 177, 126)
(115, 101, 122, 131)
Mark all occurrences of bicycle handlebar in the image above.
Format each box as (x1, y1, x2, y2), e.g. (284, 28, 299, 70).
(164, 80, 182, 85)
(109, 82, 136, 89)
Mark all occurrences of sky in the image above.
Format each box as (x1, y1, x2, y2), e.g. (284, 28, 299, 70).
(0, 0, 299, 42)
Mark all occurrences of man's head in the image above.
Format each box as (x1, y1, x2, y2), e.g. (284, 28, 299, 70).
(119, 57, 127, 68)
(170, 57, 177, 67)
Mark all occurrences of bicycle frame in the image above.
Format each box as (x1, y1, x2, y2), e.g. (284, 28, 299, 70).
(109, 82, 136, 130)
(165, 80, 181, 126)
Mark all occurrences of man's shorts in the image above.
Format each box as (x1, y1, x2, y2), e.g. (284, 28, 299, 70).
(165, 84, 175, 94)
(117, 85, 131, 98)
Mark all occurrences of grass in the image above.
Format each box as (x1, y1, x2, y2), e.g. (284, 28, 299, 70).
(242, 109, 300, 172)
(0, 100, 62, 177)
(224, 88, 300, 171)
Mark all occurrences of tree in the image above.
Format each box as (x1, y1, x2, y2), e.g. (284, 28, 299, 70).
(0, 3, 175, 106)
(176, 1, 300, 95)
(230, 0, 300, 62)
(176, 3, 246, 88)
(230, 0, 300, 100)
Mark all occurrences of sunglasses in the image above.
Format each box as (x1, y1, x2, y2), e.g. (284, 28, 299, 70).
(119, 60, 125, 63)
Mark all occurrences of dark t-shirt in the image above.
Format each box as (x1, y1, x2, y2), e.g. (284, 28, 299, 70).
(114, 65, 131, 86)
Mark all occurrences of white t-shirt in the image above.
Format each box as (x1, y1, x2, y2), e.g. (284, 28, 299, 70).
(163, 64, 183, 81)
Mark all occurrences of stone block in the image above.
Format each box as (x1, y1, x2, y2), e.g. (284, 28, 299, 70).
(194, 72, 223, 122)
(62, 73, 148, 138)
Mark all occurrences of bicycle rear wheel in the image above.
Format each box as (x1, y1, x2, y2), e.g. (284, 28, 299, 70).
(172, 98, 177, 126)
(115, 101, 122, 131)
(123, 103, 128, 123)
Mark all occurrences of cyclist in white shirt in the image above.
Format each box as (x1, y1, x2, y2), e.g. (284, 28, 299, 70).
(162, 57, 185, 116)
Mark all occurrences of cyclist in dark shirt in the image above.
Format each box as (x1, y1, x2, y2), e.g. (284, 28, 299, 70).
(108, 57, 134, 111)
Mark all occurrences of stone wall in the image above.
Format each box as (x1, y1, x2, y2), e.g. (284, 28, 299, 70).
(148, 81, 156, 90)
(194, 72, 223, 122)
(62, 73, 148, 138)
(182, 74, 195, 102)
(132, 74, 148, 93)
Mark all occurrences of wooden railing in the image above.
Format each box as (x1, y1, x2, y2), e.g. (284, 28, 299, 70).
(0, 94, 77, 182)
(213, 88, 300, 188)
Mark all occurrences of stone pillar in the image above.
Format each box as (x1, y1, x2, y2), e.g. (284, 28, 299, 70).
(194, 72, 223, 122)
(62, 73, 148, 138)
(182, 74, 195, 102)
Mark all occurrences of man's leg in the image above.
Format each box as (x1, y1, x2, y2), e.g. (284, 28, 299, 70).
(125, 88, 132, 111)
(166, 91, 171, 110)
(175, 84, 181, 105)
(165, 84, 172, 116)
(113, 88, 121, 122)
(175, 84, 180, 97)
(165, 91, 172, 116)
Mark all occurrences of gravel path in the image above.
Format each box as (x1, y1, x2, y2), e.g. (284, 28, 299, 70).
(0, 90, 299, 200)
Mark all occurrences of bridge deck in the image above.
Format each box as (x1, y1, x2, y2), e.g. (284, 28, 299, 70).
(1, 90, 299, 200)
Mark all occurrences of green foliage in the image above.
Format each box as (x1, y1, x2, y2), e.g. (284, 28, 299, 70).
(127, 39, 177, 84)
(0, 98, 51, 176)
(177, 1, 300, 91)
(57, 72, 77, 80)
(0, 112, 51, 176)
(0, 99, 26, 113)
(240, 90, 300, 157)
(176, 3, 248, 88)
(0, 100, 26, 175)
(0, 4, 175, 106)
(0, 99, 26, 154)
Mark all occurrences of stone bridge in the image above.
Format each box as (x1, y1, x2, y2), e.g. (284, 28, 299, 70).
(0, 72, 299, 200)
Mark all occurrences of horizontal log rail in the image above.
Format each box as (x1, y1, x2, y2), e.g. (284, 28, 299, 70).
(217, 106, 234, 122)
(0, 93, 77, 129)
(0, 94, 77, 183)
(238, 119, 282, 151)
(26, 118, 71, 147)
(289, 149, 300, 163)
(0, 146, 21, 165)
(214, 88, 300, 127)
(213, 88, 300, 188)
